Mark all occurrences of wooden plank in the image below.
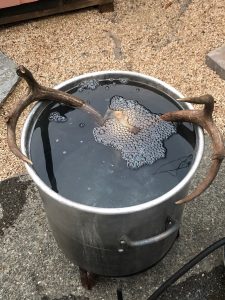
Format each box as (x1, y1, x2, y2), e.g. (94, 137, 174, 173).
(0, 0, 114, 25)
(0, 0, 38, 9)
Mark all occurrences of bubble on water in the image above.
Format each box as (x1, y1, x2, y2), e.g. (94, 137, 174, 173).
(55, 139, 59, 143)
(93, 95, 177, 169)
(119, 78, 129, 84)
(62, 150, 67, 154)
(48, 112, 67, 123)
(87, 187, 91, 191)
(100, 128, 106, 135)
(105, 85, 110, 90)
(80, 140, 84, 143)
(78, 79, 99, 92)
(79, 122, 85, 128)
(136, 88, 140, 92)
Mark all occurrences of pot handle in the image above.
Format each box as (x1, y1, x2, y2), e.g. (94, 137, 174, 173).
(161, 95, 225, 205)
(118, 218, 179, 252)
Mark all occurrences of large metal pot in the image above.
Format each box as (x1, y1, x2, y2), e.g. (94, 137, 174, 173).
(19, 71, 207, 276)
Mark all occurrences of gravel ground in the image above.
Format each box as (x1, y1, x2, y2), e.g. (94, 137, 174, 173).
(0, 0, 225, 180)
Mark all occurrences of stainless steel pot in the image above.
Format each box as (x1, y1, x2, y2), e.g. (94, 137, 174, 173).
(19, 71, 206, 276)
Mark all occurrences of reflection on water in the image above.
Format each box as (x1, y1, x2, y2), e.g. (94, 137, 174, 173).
(154, 154, 193, 176)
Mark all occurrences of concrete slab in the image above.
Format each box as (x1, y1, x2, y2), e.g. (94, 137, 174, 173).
(0, 51, 19, 106)
(206, 45, 225, 80)
(1, 137, 225, 300)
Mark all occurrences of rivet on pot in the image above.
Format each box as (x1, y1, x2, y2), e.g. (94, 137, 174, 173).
(118, 240, 126, 253)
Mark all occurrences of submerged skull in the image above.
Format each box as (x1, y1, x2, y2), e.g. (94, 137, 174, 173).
(93, 96, 177, 169)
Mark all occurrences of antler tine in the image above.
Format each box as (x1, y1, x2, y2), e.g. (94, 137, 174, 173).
(161, 94, 225, 205)
(177, 94, 214, 116)
(177, 94, 214, 104)
(7, 66, 40, 164)
(16, 65, 39, 92)
(176, 159, 222, 204)
(7, 94, 34, 164)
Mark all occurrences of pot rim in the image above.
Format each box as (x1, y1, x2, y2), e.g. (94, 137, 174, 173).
(21, 70, 204, 215)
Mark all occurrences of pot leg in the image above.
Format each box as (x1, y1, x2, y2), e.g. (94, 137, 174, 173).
(223, 246, 225, 267)
(79, 267, 96, 290)
(117, 288, 124, 300)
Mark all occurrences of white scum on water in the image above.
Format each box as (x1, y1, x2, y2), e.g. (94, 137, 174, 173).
(93, 96, 177, 169)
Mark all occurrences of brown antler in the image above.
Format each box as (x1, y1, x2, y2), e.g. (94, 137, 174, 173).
(6, 66, 104, 164)
(161, 94, 225, 204)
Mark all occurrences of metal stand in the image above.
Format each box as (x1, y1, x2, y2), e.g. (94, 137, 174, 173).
(79, 267, 96, 290)
(223, 246, 225, 267)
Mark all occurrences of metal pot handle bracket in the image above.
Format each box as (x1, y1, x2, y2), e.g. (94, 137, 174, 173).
(118, 218, 179, 252)
(5, 66, 225, 205)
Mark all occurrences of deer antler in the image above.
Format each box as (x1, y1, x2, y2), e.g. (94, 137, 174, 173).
(6, 66, 104, 164)
(161, 95, 225, 204)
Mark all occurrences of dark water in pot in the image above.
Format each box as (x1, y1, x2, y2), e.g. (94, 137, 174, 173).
(30, 78, 196, 208)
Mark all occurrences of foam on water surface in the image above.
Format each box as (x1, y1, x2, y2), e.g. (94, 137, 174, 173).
(77, 79, 99, 92)
(48, 111, 67, 123)
(93, 96, 177, 169)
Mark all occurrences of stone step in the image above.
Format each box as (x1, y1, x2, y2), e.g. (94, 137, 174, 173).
(0, 52, 19, 106)
(206, 45, 225, 80)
